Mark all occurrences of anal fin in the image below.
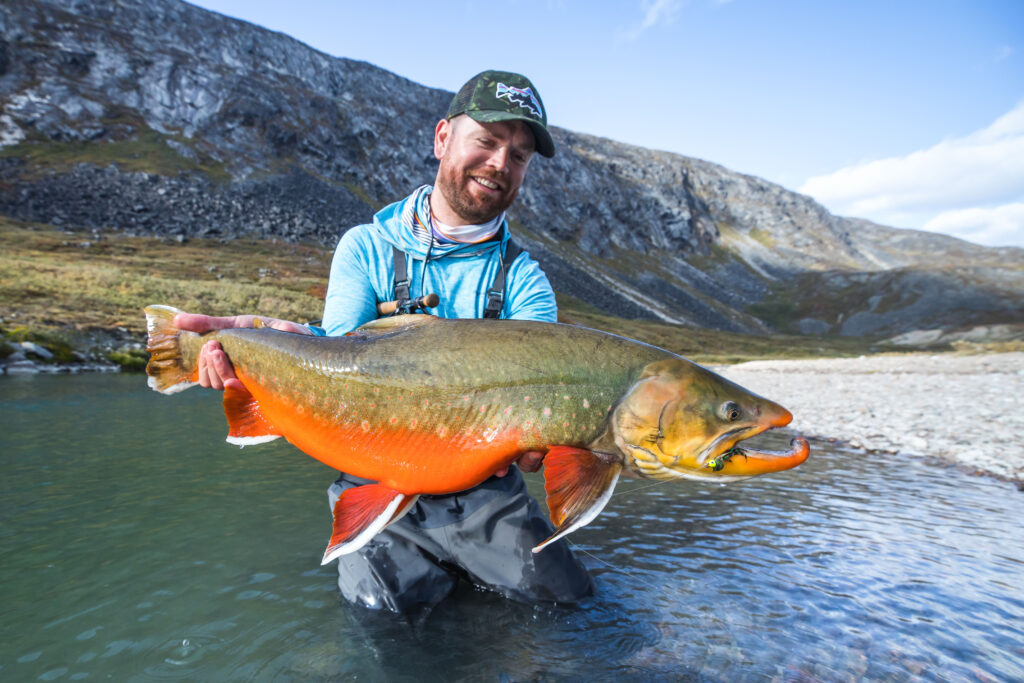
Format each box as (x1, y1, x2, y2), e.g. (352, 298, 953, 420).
(223, 382, 282, 446)
(322, 485, 419, 564)
(534, 446, 622, 553)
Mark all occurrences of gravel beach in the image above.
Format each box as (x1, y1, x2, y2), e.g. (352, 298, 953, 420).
(713, 352, 1024, 486)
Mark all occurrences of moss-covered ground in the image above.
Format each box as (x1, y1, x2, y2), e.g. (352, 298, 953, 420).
(0, 217, 963, 369)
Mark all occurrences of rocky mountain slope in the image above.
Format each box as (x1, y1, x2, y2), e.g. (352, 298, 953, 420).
(2, 0, 1021, 342)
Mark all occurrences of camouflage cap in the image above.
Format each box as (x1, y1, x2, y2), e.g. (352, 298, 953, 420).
(446, 70, 555, 158)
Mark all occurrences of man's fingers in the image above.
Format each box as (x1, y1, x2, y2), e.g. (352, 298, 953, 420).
(175, 313, 241, 334)
(516, 450, 545, 473)
(197, 340, 237, 391)
(174, 312, 311, 335)
(267, 319, 313, 335)
(497, 451, 546, 477)
(222, 378, 246, 392)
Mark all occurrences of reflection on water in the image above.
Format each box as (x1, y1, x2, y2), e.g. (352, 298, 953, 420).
(2, 374, 1023, 681)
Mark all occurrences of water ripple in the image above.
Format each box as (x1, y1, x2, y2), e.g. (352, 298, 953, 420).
(3, 376, 1024, 681)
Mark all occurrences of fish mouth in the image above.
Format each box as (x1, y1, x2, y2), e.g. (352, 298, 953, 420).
(699, 431, 810, 477)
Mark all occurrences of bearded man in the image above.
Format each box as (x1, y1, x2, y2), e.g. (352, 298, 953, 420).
(182, 70, 592, 612)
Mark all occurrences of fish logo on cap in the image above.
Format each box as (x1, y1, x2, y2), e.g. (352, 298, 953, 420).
(495, 83, 544, 120)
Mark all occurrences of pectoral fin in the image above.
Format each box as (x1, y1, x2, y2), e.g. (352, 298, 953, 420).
(223, 382, 282, 446)
(534, 446, 622, 553)
(322, 485, 419, 564)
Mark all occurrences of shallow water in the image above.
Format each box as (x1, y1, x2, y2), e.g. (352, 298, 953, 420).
(2, 373, 1023, 681)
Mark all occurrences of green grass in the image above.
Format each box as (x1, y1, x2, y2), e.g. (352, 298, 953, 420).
(1, 122, 231, 182)
(0, 217, 914, 366)
(0, 219, 330, 342)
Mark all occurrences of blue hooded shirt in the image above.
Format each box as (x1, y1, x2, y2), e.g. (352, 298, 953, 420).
(320, 186, 557, 336)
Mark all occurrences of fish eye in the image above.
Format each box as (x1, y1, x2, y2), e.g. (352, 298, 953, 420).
(720, 401, 741, 421)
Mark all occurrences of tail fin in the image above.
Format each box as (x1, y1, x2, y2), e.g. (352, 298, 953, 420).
(144, 305, 199, 394)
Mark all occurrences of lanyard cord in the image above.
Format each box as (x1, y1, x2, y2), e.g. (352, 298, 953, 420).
(420, 229, 434, 302)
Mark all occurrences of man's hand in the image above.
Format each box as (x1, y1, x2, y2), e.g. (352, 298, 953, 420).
(174, 313, 311, 391)
(495, 450, 546, 477)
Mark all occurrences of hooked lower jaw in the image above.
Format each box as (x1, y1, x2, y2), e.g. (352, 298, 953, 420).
(703, 437, 810, 476)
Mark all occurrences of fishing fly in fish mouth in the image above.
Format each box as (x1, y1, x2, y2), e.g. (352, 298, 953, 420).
(602, 357, 809, 484)
(145, 307, 810, 561)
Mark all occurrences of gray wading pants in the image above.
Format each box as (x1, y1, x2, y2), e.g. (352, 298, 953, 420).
(327, 468, 593, 612)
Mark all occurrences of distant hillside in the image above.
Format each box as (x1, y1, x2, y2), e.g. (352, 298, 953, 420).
(2, 0, 1021, 343)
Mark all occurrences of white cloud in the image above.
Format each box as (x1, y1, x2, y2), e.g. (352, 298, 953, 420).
(621, 0, 683, 41)
(923, 203, 1024, 248)
(799, 101, 1024, 248)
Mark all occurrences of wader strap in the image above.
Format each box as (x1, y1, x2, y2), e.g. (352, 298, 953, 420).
(391, 245, 413, 314)
(389, 239, 523, 318)
(483, 239, 523, 319)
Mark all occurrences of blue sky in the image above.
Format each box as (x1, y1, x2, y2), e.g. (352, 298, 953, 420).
(188, 0, 1023, 248)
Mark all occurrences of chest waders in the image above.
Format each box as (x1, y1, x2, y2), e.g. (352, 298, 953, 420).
(328, 236, 592, 611)
(388, 239, 524, 318)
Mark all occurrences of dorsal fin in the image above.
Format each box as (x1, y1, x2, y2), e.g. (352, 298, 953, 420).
(346, 314, 437, 337)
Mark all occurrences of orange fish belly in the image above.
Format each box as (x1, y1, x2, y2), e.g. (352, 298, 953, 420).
(240, 371, 526, 495)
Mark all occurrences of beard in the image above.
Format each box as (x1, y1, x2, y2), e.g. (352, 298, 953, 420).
(435, 158, 518, 224)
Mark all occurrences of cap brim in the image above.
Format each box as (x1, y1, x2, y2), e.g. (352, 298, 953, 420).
(464, 110, 555, 158)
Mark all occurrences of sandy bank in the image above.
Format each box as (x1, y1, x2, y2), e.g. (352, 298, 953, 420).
(713, 352, 1024, 486)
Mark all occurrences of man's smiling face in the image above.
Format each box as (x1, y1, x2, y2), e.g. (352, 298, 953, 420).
(432, 115, 535, 225)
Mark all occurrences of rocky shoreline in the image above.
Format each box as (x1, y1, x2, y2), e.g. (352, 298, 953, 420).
(714, 352, 1024, 487)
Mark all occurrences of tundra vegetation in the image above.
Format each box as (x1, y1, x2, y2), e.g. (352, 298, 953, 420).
(8, 218, 1013, 373)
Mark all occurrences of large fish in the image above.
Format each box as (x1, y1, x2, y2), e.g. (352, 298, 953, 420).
(145, 305, 809, 563)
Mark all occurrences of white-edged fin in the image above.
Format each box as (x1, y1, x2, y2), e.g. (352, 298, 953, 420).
(226, 434, 282, 448)
(222, 382, 283, 445)
(533, 469, 619, 553)
(534, 446, 622, 553)
(321, 485, 414, 565)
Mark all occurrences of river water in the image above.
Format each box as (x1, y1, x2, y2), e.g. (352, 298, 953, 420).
(2, 373, 1023, 681)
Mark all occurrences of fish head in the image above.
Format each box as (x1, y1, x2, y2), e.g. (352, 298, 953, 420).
(612, 359, 809, 482)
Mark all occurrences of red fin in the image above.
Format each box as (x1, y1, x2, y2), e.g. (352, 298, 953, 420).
(534, 446, 622, 553)
(223, 382, 282, 446)
(322, 485, 415, 564)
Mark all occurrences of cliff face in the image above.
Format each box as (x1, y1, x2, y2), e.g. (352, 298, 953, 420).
(2, 0, 1021, 341)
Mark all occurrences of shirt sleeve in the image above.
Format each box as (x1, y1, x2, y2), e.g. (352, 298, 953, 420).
(321, 227, 383, 336)
(503, 250, 558, 323)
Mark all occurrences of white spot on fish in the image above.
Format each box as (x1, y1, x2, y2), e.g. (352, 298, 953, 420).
(437, 425, 448, 438)
(543, 407, 551, 417)
(361, 421, 370, 432)
(583, 399, 590, 409)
